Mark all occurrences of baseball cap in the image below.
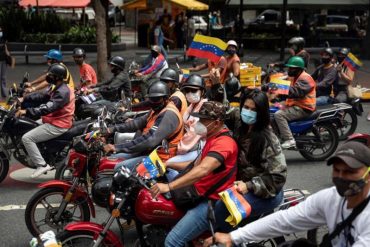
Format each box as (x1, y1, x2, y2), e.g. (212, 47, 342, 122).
(327, 141, 370, 168)
(191, 101, 226, 120)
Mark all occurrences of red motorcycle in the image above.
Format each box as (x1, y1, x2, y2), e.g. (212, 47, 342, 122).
(57, 164, 306, 247)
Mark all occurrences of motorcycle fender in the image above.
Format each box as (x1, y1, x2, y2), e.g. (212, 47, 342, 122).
(38, 180, 96, 218)
(64, 222, 123, 247)
(0, 145, 10, 160)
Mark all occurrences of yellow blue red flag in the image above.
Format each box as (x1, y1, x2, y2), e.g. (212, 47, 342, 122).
(269, 78, 291, 95)
(219, 187, 252, 226)
(343, 52, 363, 71)
(186, 34, 228, 63)
(136, 149, 166, 179)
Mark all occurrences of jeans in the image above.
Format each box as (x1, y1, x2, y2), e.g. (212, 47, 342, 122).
(214, 190, 284, 232)
(113, 154, 146, 172)
(0, 61, 6, 98)
(165, 201, 209, 247)
(316, 96, 330, 106)
(22, 123, 68, 167)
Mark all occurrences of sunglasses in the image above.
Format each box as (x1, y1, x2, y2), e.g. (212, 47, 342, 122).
(183, 88, 199, 94)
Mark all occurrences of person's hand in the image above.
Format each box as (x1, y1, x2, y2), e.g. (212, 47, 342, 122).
(150, 183, 170, 199)
(17, 97, 24, 103)
(24, 82, 32, 88)
(15, 109, 26, 118)
(209, 68, 221, 85)
(136, 72, 143, 77)
(203, 233, 233, 247)
(118, 106, 126, 112)
(234, 181, 248, 194)
(24, 86, 35, 94)
(103, 144, 116, 154)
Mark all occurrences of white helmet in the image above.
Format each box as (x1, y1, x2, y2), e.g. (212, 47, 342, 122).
(227, 40, 238, 49)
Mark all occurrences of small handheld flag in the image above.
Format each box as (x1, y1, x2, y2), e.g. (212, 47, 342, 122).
(136, 149, 166, 179)
(186, 34, 228, 63)
(343, 52, 363, 71)
(268, 78, 291, 95)
(219, 186, 252, 226)
(181, 69, 190, 80)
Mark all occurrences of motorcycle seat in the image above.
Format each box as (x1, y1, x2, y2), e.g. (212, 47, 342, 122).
(55, 119, 91, 141)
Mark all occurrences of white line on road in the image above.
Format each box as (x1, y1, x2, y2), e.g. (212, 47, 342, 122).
(0, 203, 64, 211)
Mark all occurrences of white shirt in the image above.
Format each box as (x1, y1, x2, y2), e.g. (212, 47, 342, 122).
(230, 187, 370, 247)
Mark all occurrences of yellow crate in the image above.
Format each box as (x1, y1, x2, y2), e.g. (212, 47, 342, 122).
(240, 64, 262, 87)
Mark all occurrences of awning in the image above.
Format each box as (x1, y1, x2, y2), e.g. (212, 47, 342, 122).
(19, 0, 90, 8)
(228, 0, 368, 6)
(121, 0, 147, 10)
(168, 0, 209, 11)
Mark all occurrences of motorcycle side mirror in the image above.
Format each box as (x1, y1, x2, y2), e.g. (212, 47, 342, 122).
(161, 139, 169, 154)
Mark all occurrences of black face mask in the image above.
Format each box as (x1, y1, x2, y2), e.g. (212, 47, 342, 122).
(226, 49, 236, 56)
(321, 58, 331, 64)
(337, 57, 345, 63)
(332, 177, 367, 197)
(287, 69, 301, 77)
(151, 101, 165, 112)
(111, 67, 120, 75)
(74, 59, 83, 65)
(151, 51, 159, 58)
(46, 75, 57, 85)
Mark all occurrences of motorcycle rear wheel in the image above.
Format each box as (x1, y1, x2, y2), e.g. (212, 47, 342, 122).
(25, 187, 91, 237)
(338, 109, 357, 141)
(298, 124, 339, 161)
(0, 155, 9, 183)
(58, 230, 113, 247)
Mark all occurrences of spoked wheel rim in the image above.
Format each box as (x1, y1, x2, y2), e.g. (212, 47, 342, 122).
(337, 110, 357, 140)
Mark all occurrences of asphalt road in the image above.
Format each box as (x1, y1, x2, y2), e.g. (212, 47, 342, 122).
(0, 51, 369, 246)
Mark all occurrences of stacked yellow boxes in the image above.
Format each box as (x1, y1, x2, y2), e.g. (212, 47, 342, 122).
(239, 63, 262, 88)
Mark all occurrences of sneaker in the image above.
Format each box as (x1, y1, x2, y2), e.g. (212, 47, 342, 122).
(31, 164, 53, 178)
(281, 139, 296, 149)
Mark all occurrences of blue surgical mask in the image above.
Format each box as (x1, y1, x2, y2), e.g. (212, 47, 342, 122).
(240, 108, 257, 125)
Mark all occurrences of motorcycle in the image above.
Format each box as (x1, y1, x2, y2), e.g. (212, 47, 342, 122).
(56, 162, 307, 247)
(270, 103, 348, 161)
(334, 98, 363, 141)
(0, 101, 91, 184)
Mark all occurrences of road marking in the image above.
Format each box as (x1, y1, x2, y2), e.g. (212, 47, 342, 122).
(0, 203, 65, 211)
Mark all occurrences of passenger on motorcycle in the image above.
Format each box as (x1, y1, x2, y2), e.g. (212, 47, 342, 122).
(16, 64, 75, 178)
(135, 45, 169, 79)
(72, 47, 97, 89)
(205, 140, 370, 247)
(24, 49, 75, 94)
(104, 80, 184, 170)
(334, 48, 354, 104)
(274, 56, 316, 149)
(221, 40, 240, 81)
(150, 101, 238, 247)
(311, 48, 337, 106)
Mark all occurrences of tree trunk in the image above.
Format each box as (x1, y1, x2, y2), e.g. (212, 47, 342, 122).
(92, 0, 109, 81)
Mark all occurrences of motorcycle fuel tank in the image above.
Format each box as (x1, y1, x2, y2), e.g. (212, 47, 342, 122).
(98, 156, 123, 171)
(135, 189, 184, 225)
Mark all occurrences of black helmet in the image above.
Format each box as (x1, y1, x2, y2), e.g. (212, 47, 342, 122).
(91, 174, 113, 208)
(160, 68, 179, 83)
(338, 47, 350, 56)
(225, 76, 241, 99)
(321, 47, 334, 57)
(147, 80, 170, 98)
(47, 63, 67, 81)
(73, 47, 86, 57)
(109, 56, 125, 70)
(181, 74, 205, 90)
(288, 37, 305, 49)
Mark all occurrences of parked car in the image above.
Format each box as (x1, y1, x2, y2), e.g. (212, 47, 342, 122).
(192, 16, 208, 34)
(108, 5, 124, 26)
(246, 9, 295, 31)
(314, 14, 349, 32)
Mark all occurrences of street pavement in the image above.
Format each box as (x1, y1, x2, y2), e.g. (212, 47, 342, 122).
(0, 33, 370, 246)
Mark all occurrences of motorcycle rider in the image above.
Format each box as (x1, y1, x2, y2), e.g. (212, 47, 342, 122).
(16, 64, 75, 178)
(311, 48, 338, 106)
(135, 45, 168, 79)
(150, 101, 238, 247)
(334, 47, 354, 105)
(186, 56, 227, 86)
(274, 56, 316, 149)
(204, 140, 370, 247)
(24, 49, 75, 93)
(72, 47, 97, 89)
(104, 80, 184, 170)
(220, 40, 240, 81)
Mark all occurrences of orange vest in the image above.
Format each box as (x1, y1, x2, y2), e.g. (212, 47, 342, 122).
(286, 71, 316, 112)
(220, 54, 240, 83)
(143, 102, 184, 161)
(171, 90, 188, 117)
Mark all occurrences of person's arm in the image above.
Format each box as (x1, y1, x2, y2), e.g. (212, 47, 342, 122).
(111, 112, 149, 133)
(166, 160, 193, 171)
(316, 67, 337, 89)
(170, 95, 182, 112)
(141, 56, 166, 75)
(188, 63, 207, 72)
(131, 100, 152, 111)
(95, 77, 111, 88)
(23, 90, 50, 106)
(114, 110, 180, 153)
(338, 66, 354, 85)
(28, 74, 47, 87)
(310, 67, 319, 80)
(232, 61, 240, 77)
(288, 78, 314, 98)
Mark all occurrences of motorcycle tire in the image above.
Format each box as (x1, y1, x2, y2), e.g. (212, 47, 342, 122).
(338, 109, 357, 141)
(306, 226, 329, 245)
(25, 187, 91, 237)
(57, 230, 113, 247)
(298, 123, 339, 161)
(0, 152, 9, 183)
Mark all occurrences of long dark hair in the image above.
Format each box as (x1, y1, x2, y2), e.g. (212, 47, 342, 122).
(239, 88, 272, 167)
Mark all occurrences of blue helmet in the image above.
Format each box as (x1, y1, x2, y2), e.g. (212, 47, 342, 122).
(44, 49, 63, 62)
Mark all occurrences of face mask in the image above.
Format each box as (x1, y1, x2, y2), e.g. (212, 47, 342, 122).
(332, 169, 370, 197)
(74, 59, 83, 65)
(226, 49, 236, 56)
(150, 99, 165, 112)
(194, 121, 214, 137)
(321, 57, 331, 64)
(240, 108, 257, 125)
(46, 75, 57, 85)
(291, 45, 298, 53)
(288, 69, 300, 77)
(337, 57, 345, 63)
(111, 67, 120, 74)
(151, 51, 158, 58)
(186, 91, 201, 104)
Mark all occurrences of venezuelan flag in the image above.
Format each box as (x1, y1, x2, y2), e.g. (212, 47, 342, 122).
(343, 53, 363, 71)
(269, 78, 291, 95)
(219, 187, 252, 227)
(181, 69, 190, 80)
(136, 149, 166, 179)
(186, 34, 228, 63)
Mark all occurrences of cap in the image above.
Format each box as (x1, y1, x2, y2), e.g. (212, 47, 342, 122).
(151, 45, 161, 54)
(191, 101, 226, 120)
(327, 141, 370, 168)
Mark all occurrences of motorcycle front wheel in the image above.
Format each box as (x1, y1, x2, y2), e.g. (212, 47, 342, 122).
(338, 109, 357, 141)
(25, 187, 91, 237)
(0, 152, 9, 183)
(58, 230, 114, 247)
(298, 124, 339, 161)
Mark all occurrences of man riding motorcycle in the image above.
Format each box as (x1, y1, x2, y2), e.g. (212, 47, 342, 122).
(334, 47, 354, 105)
(72, 47, 97, 89)
(104, 80, 184, 170)
(135, 45, 168, 79)
(311, 48, 337, 106)
(24, 49, 75, 93)
(274, 56, 316, 149)
(221, 40, 241, 81)
(16, 64, 75, 178)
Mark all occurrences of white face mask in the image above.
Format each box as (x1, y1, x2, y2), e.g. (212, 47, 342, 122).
(194, 121, 208, 137)
(186, 91, 201, 104)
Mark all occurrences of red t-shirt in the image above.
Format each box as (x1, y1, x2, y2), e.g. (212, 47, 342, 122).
(194, 129, 238, 200)
(79, 63, 97, 88)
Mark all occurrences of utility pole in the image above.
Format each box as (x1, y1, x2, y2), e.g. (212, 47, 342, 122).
(279, 0, 288, 61)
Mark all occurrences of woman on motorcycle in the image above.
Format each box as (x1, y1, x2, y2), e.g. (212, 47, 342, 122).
(214, 88, 287, 232)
